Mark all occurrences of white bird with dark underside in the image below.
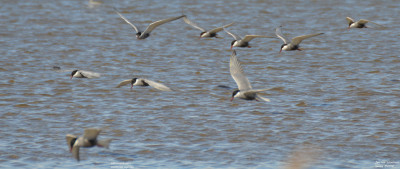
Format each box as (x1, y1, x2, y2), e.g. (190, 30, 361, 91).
(116, 78, 173, 91)
(70, 70, 101, 79)
(346, 17, 383, 29)
(183, 16, 234, 38)
(223, 28, 275, 49)
(114, 8, 185, 39)
(276, 26, 324, 53)
(229, 50, 271, 102)
(66, 128, 112, 161)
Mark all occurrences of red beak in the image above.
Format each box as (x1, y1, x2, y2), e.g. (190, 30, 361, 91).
(279, 49, 282, 53)
(230, 97, 234, 102)
(130, 84, 133, 89)
(70, 76, 73, 79)
(230, 46, 233, 50)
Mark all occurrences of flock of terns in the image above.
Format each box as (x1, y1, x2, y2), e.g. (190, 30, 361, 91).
(64, 6, 383, 161)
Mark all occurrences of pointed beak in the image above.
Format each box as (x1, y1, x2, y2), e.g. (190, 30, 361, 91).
(230, 97, 234, 102)
(279, 48, 282, 53)
(70, 76, 73, 79)
(130, 84, 133, 89)
(230, 46, 233, 50)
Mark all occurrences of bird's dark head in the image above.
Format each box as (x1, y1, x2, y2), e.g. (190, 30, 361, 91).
(69, 137, 77, 151)
(230, 40, 236, 49)
(131, 78, 138, 85)
(131, 78, 137, 89)
(136, 32, 141, 38)
(231, 40, 236, 46)
(232, 89, 240, 97)
(71, 70, 79, 79)
(279, 44, 286, 53)
(231, 89, 240, 101)
(71, 70, 78, 76)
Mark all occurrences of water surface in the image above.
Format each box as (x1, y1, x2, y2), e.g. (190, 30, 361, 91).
(0, 0, 399, 168)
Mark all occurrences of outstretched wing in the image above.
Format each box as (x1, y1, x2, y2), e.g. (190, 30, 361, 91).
(357, 19, 369, 25)
(247, 88, 272, 93)
(71, 143, 80, 161)
(143, 79, 173, 91)
(183, 16, 206, 32)
(223, 28, 242, 40)
(208, 22, 234, 34)
(114, 8, 140, 33)
(83, 128, 101, 140)
(142, 15, 185, 35)
(241, 35, 275, 43)
(276, 26, 289, 44)
(116, 79, 132, 88)
(230, 50, 252, 91)
(346, 17, 355, 25)
(291, 33, 323, 46)
(368, 20, 384, 27)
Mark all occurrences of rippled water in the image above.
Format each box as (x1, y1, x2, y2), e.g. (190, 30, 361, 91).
(1, 0, 399, 168)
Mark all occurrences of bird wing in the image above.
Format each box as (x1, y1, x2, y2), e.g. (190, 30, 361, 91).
(291, 33, 323, 46)
(230, 50, 252, 91)
(368, 20, 384, 27)
(116, 79, 132, 88)
(79, 70, 101, 78)
(83, 128, 101, 140)
(114, 9, 140, 33)
(71, 143, 80, 161)
(247, 88, 272, 93)
(66, 134, 77, 150)
(223, 28, 242, 40)
(346, 17, 355, 25)
(357, 19, 370, 25)
(143, 79, 173, 91)
(241, 35, 275, 43)
(183, 16, 206, 32)
(142, 15, 185, 35)
(275, 26, 289, 44)
(208, 22, 234, 34)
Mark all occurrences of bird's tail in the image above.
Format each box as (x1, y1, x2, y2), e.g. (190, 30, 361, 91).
(256, 95, 270, 102)
(97, 139, 112, 149)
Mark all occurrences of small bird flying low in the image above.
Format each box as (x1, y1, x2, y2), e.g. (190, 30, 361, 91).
(116, 78, 173, 91)
(114, 8, 185, 39)
(229, 50, 271, 102)
(66, 128, 112, 161)
(346, 17, 384, 29)
(223, 28, 275, 49)
(275, 26, 323, 53)
(183, 16, 234, 38)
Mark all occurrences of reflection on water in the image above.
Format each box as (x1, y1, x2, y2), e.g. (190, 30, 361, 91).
(1, 0, 399, 168)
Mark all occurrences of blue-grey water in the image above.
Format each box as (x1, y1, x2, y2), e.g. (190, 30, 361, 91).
(1, 0, 399, 168)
